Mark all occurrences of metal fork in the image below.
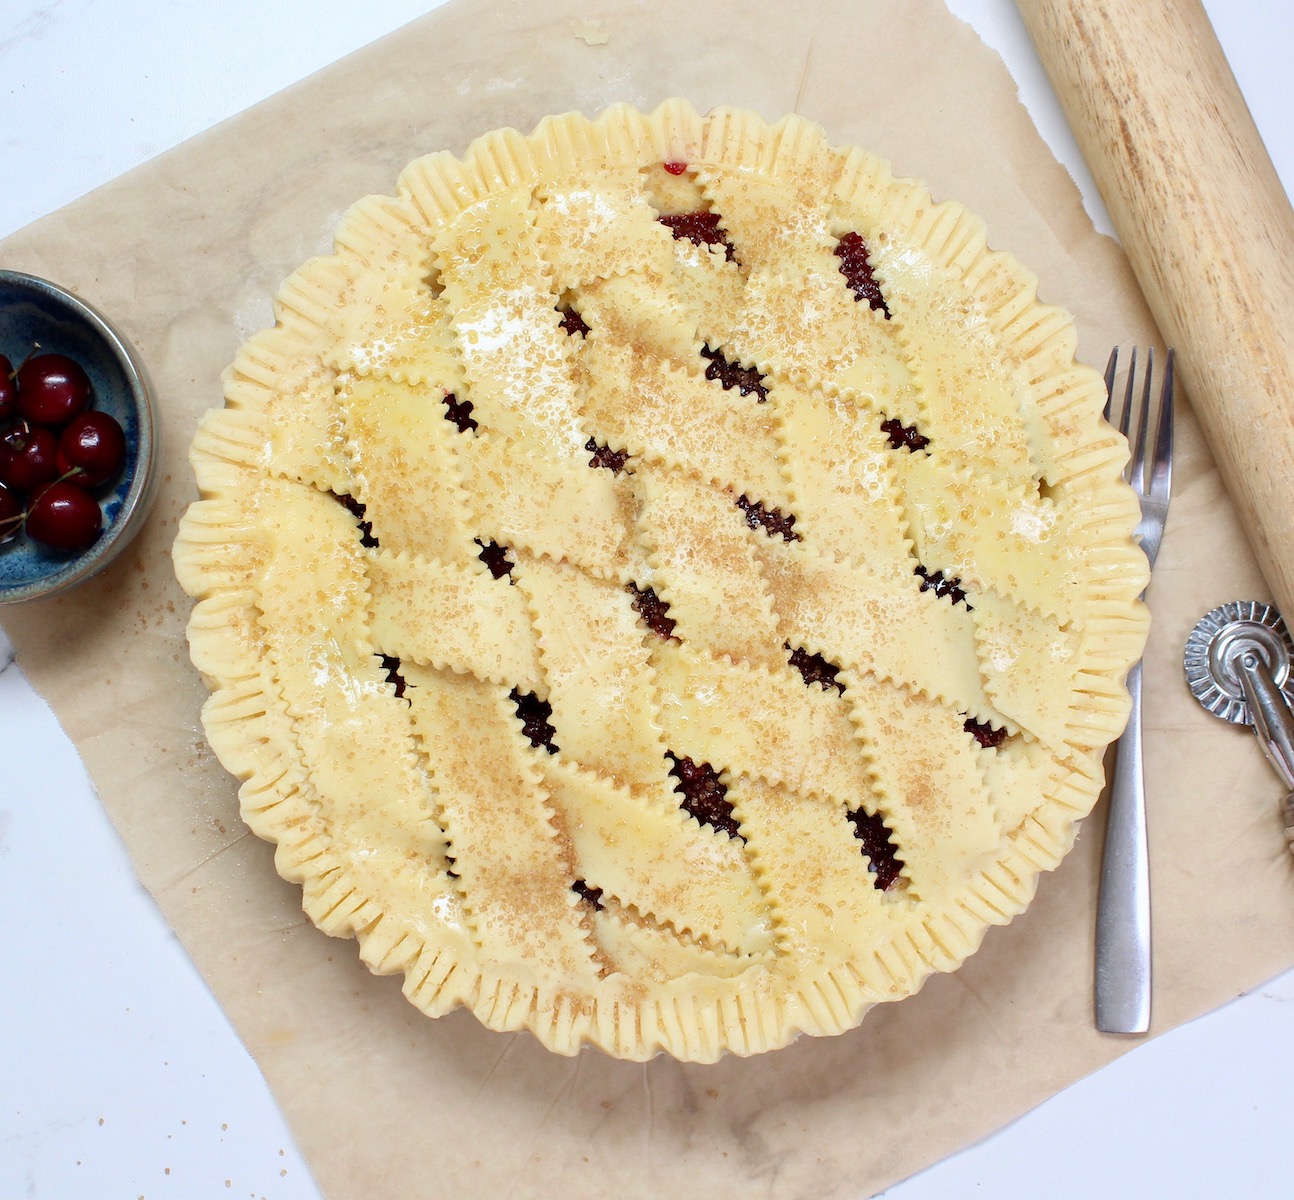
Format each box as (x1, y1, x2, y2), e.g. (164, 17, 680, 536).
(1095, 346, 1174, 1034)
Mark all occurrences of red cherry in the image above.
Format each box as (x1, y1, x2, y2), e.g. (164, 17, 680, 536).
(0, 355, 16, 423)
(16, 353, 92, 426)
(0, 422, 60, 492)
(0, 482, 22, 543)
(25, 481, 102, 551)
(56, 411, 127, 489)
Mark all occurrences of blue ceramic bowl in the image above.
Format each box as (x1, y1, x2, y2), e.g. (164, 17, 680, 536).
(0, 270, 158, 605)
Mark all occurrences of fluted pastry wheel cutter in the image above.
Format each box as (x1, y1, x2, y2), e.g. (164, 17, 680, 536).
(1186, 601, 1294, 851)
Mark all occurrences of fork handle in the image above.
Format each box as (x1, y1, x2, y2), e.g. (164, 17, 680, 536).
(1017, 0, 1294, 624)
(1094, 659, 1151, 1034)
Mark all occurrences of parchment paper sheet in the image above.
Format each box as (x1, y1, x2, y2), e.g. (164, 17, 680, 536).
(4, 1, 1292, 1196)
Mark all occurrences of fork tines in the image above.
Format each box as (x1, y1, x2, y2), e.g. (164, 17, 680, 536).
(1104, 346, 1175, 502)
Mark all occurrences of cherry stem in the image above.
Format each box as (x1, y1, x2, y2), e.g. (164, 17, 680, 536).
(19, 468, 86, 512)
(10, 341, 43, 378)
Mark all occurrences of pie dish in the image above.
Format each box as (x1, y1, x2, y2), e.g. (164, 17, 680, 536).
(173, 100, 1149, 1062)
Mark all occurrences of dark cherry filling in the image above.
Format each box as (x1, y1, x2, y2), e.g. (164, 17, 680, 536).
(662, 161, 689, 176)
(658, 210, 737, 262)
(559, 306, 591, 338)
(915, 564, 969, 608)
(847, 807, 905, 891)
(442, 392, 477, 434)
(880, 416, 930, 452)
(835, 232, 891, 317)
(700, 344, 768, 401)
(333, 492, 379, 548)
(668, 754, 742, 840)
(510, 689, 559, 753)
(627, 582, 678, 641)
(735, 494, 800, 542)
(964, 717, 1009, 749)
(378, 654, 409, 700)
(572, 879, 605, 910)
(787, 644, 844, 693)
(476, 538, 514, 580)
(585, 437, 629, 473)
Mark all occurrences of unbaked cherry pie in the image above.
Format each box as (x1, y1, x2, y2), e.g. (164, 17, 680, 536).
(173, 100, 1148, 1061)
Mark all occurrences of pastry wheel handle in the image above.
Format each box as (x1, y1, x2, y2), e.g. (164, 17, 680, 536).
(1236, 651, 1294, 854)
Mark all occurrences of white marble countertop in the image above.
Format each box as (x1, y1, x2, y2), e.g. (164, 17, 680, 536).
(2, 2, 1293, 1197)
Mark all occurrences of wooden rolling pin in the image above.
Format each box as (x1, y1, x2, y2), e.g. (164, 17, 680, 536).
(1016, 0, 1294, 619)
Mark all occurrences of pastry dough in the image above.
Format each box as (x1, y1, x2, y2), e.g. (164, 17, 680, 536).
(173, 101, 1148, 1061)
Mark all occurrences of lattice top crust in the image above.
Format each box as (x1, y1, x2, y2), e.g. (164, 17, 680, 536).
(173, 101, 1149, 1062)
